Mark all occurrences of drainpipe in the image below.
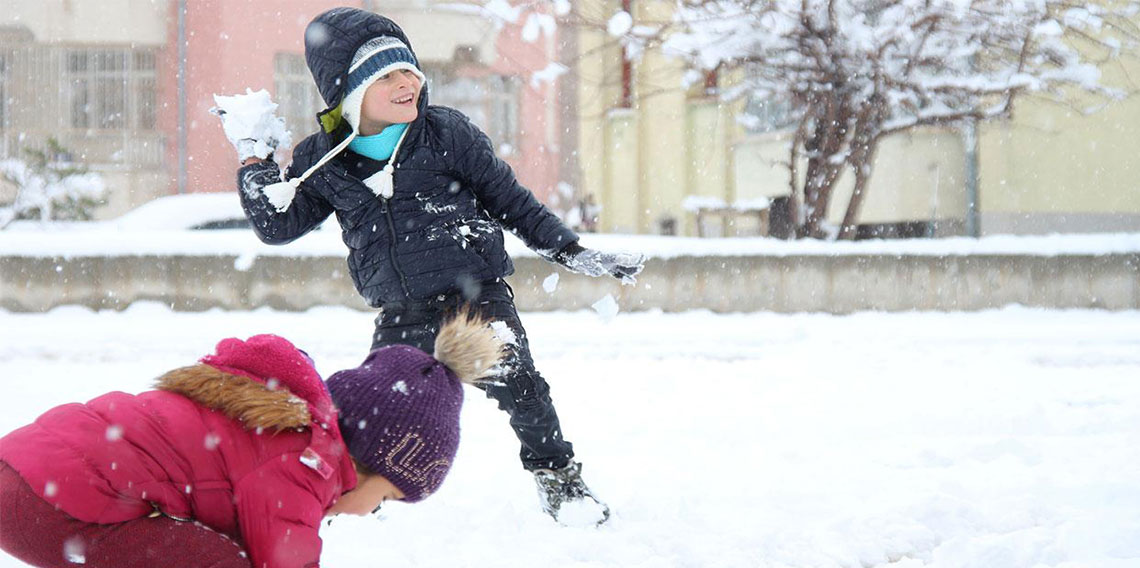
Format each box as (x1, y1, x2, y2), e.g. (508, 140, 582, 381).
(176, 0, 188, 194)
(963, 117, 979, 237)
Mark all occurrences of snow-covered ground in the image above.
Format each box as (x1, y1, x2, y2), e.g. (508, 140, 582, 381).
(2, 305, 1138, 567)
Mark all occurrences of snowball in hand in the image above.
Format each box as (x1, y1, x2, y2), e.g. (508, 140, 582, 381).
(211, 88, 293, 161)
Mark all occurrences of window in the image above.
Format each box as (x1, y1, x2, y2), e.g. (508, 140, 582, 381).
(742, 96, 795, 134)
(65, 47, 157, 130)
(274, 53, 325, 136)
(486, 75, 519, 152)
(741, 63, 795, 134)
(424, 67, 519, 152)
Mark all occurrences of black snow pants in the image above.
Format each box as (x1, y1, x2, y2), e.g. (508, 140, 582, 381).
(371, 279, 574, 471)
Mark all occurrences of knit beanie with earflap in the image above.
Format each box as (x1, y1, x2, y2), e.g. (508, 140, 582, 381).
(325, 310, 503, 503)
(340, 36, 425, 134)
(258, 24, 426, 211)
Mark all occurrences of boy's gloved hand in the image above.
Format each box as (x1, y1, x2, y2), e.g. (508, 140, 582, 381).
(554, 242, 646, 285)
(210, 89, 293, 163)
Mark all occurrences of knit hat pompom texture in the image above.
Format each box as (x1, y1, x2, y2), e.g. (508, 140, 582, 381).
(327, 311, 503, 503)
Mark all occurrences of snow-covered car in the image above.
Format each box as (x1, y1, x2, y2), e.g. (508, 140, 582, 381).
(4, 192, 253, 231)
(111, 192, 251, 230)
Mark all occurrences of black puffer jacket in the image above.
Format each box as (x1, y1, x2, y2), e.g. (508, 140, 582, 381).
(237, 8, 577, 306)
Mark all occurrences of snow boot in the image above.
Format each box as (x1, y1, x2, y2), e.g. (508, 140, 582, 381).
(533, 460, 610, 526)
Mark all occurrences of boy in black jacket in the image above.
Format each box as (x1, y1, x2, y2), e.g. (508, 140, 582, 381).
(217, 7, 644, 525)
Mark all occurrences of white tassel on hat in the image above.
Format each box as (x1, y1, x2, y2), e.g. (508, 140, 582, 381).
(261, 179, 301, 212)
(260, 129, 358, 213)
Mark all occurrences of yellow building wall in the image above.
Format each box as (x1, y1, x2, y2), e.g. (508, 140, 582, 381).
(733, 133, 797, 201)
(978, 40, 1140, 233)
(573, 1, 1140, 236)
(685, 101, 733, 234)
(603, 112, 640, 233)
(632, 0, 688, 234)
(830, 130, 967, 226)
(573, 0, 625, 232)
(732, 129, 968, 228)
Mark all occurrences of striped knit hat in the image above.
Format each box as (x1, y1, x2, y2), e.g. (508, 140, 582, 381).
(256, 34, 427, 212)
(340, 36, 426, 132)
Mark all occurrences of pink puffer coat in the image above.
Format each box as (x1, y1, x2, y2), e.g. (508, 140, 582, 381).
(0, 335, 357, 568)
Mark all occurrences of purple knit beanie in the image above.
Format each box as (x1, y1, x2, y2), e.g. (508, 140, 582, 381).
(327, 311, 503, 502)
(326, 345, 463, 502)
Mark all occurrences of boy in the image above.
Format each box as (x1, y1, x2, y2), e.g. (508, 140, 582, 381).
(0, 313, 502, 568)
(218, 7, 643, 524)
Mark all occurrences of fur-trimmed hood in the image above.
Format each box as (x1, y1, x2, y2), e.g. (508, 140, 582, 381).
(156, 364, 314, 431)
(155, 333, 340, 435)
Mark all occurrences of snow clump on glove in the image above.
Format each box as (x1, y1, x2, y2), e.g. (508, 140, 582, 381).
(211, 89, 293, 163)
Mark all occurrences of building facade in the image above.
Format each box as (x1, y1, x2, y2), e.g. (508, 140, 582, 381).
(0, 0, 563, 218)
(565, 0, 1140, 237)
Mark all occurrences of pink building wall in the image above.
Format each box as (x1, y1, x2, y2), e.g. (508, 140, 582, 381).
(160, 0, 334, 194)
(157, 2, 562, 204)
(489, 22, 561, 204)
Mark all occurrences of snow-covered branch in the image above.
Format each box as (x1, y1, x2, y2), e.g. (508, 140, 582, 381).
(661, 0, 1140, 238)
(0, 141, 106, 229)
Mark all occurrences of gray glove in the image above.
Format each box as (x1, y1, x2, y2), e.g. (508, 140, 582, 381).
(554, 242, 646, 284)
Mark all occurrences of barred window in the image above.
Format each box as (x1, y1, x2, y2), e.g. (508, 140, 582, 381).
(65, 47, 157, 130)
(486, 75, 519, 153)
(274, 53, 323, 136)
(741, 61, 794, 135)
(742, 96, 795, 135)
(425, 67, 519, 153)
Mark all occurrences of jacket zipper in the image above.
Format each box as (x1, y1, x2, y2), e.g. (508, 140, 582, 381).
(378, 196, 412, 298)
(335, 118, 420, 300)
(336, 168, 413, 299)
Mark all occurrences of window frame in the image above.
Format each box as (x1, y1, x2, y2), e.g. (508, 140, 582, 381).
(64, 46, 157, 131)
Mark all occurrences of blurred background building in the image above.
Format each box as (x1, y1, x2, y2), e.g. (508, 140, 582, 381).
(0, 0, 562, 218)
(0, 0, 1137, 237)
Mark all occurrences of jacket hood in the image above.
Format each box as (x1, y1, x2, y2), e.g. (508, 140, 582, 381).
(304, 7, 430, 135)
(156, 364, 316, 431)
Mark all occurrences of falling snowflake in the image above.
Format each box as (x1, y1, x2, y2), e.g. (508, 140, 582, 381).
(542, 272, 559, 294)
(105, 425, 124, 442)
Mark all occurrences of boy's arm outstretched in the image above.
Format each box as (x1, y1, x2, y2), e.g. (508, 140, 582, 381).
(449, 110, 645, 282)
(449, 110, 575, 254)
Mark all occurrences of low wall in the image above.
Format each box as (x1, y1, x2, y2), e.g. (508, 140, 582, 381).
(2, 253, 1137, 313)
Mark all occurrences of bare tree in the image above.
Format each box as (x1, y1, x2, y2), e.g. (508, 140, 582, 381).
(663, 0, 1140, 238)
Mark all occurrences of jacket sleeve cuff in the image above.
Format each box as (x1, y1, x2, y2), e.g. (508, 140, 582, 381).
(553, 241, 585, 265)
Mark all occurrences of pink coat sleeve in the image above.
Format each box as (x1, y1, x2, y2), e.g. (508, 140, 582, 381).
(235, 457, 330, 568)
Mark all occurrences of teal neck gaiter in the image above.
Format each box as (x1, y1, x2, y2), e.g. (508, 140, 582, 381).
(348, 123, 409, 161)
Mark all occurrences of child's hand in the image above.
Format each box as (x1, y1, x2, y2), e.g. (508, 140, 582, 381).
(555, 242, 646, 285)
(211, 89, 293, 164)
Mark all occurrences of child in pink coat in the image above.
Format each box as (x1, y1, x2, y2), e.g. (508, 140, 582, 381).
(0, 313, 500, 568)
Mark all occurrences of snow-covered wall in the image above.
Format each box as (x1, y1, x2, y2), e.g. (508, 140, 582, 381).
(2, 245, 1137, 313)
